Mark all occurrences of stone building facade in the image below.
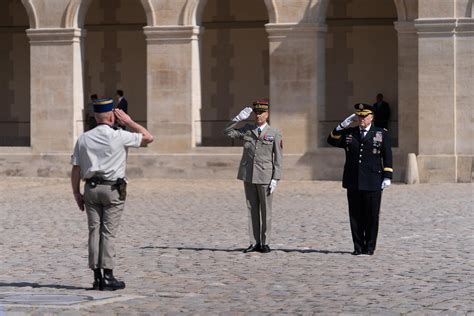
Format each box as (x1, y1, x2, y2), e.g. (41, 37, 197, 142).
(0, 0, 472, 183)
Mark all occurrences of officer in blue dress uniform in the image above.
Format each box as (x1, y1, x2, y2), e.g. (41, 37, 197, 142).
(327, 103, 393, 256)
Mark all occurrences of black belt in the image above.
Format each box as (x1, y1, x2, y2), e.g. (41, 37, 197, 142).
(86, 177, 117, 187)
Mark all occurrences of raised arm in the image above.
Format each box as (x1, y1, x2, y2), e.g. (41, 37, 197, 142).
(223, 107, 253, 139)
(114, 109, 154, 146)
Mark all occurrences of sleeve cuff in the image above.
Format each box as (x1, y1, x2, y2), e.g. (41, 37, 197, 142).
(383, 167, 393, 179)
(330, 131, 342, 140)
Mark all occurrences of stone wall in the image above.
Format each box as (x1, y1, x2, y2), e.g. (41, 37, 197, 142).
(0, 0, 471, 183)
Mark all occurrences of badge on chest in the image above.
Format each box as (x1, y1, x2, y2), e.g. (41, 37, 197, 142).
(263, 135, 274, 142)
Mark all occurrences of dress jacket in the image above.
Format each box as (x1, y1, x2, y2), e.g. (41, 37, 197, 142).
(327, 125, 393, 191)
(224, 120, 283, 184)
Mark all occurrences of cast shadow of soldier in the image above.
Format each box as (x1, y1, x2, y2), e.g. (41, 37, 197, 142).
(141, 246, 351, 255)
(0, 282, 87, 290)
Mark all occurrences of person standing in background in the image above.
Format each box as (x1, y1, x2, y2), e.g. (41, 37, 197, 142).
(373, 93, 391, 130)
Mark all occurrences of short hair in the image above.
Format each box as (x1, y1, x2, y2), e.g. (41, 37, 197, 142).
(90, 94, 98, 100)
(116, 90, 124, 97)
(376, 93, 384, 99)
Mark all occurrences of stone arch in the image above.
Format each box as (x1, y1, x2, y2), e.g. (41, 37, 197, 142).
(20, 0, 38, 28)
(393, 0, 418, 21)
(183, 0, 278, 25)
(1, 0, 31, 146)
(81, 0, 148, 131)
(321, 0, 400, 147)
(64, 0, 154, 28)
(197, 0, 270, 146)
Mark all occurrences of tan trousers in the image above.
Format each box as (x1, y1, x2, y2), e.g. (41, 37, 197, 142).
(84, 183, 124, 270)
(244, 182, 273, 245)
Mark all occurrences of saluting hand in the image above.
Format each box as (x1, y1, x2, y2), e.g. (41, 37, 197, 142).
(337, 113, 357, 130)
(114, 108, 133, 127)
(74, 192, 85, 211)
(233, 107, 253, 122)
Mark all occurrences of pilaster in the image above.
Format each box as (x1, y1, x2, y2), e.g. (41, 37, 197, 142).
(415, 19, 457, 182)
(144, 26, 202, 152)
(265, 23, 327, 153)
(394, 21, 419, 156)
(454, 18, 474, 182)
(27, 28, 85, 153)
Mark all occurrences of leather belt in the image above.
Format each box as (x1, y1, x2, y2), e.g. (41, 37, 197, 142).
(86, 177, 117, 187)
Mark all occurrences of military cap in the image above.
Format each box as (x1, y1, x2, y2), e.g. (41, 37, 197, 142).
(252, 99, 269, 112)
(93, 98, 114, 113)
(354, 103, 375, 116)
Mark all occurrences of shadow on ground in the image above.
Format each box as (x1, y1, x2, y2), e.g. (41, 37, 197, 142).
(140, 245, 351, 255)
(0, 282, 88, 290)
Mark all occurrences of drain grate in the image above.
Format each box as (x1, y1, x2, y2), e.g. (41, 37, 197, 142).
(0, 293, 94, 306)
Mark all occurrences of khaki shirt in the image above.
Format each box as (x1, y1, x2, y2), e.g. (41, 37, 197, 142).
(71, 124, 142, 180)
(224, 120, 283, 184)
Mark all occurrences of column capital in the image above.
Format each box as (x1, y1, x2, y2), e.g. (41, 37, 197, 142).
(143, 26, 202, 43)
(394, 21, 417, 34)
(27, 28, 85, 45)
(265, 23, 327, 41)
(455, 18, 474, 35)
(415, 18, 457, 37)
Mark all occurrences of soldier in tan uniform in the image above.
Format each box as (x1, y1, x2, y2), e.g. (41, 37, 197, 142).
(224, 100, 283, 253)
(71, 98, 154, 290)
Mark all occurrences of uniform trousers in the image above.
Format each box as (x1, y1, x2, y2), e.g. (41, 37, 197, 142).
(84, 183, 124, 270)
(347, 189, 382, 253)
(244, 182, 273, 246)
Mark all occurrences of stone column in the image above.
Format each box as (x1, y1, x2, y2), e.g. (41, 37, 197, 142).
(394, 21, 419, 155)
(144, 26, 202, 152)
(394, 21, 419, 179)
(454, 18, 474, 182)
(265, 23, 327, 154)
(27, 28, 85, 153)
(415, 19, 457, 182)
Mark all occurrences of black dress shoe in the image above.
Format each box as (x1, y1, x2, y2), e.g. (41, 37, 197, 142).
(367, 250, 374, 255)
(92, 279, 101, 290)
(260, 245, 271, 253)
(243, 244, 261, 253)
(92, 268, 102, 290)
(101, 270, 126, 291)
(351, 250, 363, 256)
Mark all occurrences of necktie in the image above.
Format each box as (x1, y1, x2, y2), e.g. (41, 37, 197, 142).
(258, 128, 262, 137)
(361, 129, 367, 138)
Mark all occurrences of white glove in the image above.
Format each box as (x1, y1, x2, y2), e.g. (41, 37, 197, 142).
(381, 178, 391, 190)
(268, 179, 278, 194)
(233, 107, 253, 122)
(336, 113, 356, 131)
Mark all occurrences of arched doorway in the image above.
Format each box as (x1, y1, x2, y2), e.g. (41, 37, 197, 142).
(321, 0, 399, 146)
(198, 0, 269, 146)
(0, 1, 30, 146)
(83, 0, 147, 128)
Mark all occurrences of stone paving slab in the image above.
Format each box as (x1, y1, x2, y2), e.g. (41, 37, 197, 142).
(0, 178, 473, 314)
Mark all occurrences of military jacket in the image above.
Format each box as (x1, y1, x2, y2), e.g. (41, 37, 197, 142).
(224, 120, 283, 184)
(327, 125, 393, 191)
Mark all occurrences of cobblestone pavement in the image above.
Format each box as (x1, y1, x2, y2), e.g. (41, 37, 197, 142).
(0, 178, 473, 315)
